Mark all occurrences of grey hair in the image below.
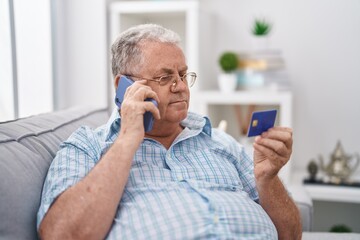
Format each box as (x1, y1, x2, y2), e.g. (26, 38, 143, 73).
(111, 24, 181, 78)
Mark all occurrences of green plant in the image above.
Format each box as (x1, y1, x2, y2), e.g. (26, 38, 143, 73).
(330, 224, 352, 233)
(219, 52, 238, 73)
(252, 18, 272, 36)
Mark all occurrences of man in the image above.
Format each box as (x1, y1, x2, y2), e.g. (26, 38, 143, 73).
(37, 24, 301, 239)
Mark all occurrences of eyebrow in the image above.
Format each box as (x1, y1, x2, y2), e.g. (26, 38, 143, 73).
(154, 66, 188, 76)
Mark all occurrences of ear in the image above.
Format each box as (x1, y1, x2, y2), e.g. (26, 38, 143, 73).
(114, 75, 121, 89)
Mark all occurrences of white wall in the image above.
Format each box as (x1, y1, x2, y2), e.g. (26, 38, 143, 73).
(53, 0, 108, 110)
(199, 0, 360, 176)
(0, 0, 15, 121)
(0, 0, 53, 120)
(14, 0, 54, 118)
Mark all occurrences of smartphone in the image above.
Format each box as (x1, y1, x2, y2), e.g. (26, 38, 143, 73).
(115, 75, 158, 132)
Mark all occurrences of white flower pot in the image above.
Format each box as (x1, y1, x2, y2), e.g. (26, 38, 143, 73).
(218, 73, 237, 93)
(252, 36, 270, 51)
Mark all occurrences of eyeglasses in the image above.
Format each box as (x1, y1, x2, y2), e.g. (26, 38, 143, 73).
(126, 72, 197, 88)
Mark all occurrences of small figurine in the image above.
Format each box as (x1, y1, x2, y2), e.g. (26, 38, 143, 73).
(307, 159, 318, 182)
(319, 140, 360, 184)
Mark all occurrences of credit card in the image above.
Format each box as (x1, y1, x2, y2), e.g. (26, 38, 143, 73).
(247, 109, 277, 137)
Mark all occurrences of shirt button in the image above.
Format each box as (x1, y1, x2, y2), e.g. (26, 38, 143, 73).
(177, 175, 184, 181)
(213, 215, 219, 224)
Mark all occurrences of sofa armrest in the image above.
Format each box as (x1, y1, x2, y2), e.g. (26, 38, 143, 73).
(288, 184, 313, 231)
(0, 106, 109, 240)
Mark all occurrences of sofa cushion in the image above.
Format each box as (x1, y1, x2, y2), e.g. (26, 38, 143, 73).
(0, 107, 109, 240)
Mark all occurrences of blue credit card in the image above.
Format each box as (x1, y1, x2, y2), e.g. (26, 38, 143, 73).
(247, 109, 277, 137)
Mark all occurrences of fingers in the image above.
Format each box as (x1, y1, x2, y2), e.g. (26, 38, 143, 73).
(253, 142, 288, 168)
(124, 80, 160, 104)
(255, 137, 288, 156)
(143, 101, 160, 120)
(259, 127, 293, 149)
(252, 127, 293, 180)
(254, 126, 293, 160)
(122, 80, 160, 117)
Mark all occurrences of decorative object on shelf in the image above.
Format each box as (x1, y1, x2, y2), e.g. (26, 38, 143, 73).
(237, 69, 264, 90)
(217, 120, 228, 132)
(251, 17, 272, 51)
(318, 140, 360, 184)
(218, 51, 238, 92)
(330, 224, 352, 233)
(306, 159, 319, 182)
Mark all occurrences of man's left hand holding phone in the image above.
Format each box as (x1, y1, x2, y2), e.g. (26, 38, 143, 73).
(115, 75, 160, 136)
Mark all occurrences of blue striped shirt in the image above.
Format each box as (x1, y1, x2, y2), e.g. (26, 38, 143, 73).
(37, 109, 277, 239)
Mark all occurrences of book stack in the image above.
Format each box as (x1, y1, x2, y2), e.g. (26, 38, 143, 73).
(236, 49, 290, 90)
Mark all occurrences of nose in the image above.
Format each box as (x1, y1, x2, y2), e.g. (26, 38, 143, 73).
(171, 75, 187, 92)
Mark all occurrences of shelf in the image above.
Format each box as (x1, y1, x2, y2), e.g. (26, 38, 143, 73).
(191, 90, 293, 128)
(194, 90, 292, 105)
(304, 185, 360, 204)
(110, 1, 198, 13)
(292, 171, 360, 204)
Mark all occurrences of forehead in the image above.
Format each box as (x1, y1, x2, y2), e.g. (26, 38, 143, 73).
(139, 41, 187, 74)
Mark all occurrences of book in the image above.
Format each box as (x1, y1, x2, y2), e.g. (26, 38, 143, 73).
(238, 49, 285, 71)
(236, 49, 291, 90)
(238, 58, 285, 71)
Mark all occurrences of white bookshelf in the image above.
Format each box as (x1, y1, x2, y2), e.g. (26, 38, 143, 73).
(109, 1, 199, 78)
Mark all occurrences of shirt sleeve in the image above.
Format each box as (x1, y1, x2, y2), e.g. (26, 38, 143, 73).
(37, 126, 100, 229)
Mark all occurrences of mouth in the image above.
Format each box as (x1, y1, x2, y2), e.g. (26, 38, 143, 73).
(170, 100, 187, 104)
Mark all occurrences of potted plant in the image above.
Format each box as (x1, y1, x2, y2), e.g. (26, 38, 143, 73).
(218, 51, 238, 92)
(252, 18, 272, 36)
(251, 17, 272, 50)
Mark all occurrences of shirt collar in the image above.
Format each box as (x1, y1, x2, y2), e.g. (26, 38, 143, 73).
(104, 108, 212, 141)
(180, 112, 212, 136)
(104, 108, 121, 140)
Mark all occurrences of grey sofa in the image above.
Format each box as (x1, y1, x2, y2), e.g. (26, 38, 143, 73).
(0, 107, 108, 239)
(0, 106, 320, 239)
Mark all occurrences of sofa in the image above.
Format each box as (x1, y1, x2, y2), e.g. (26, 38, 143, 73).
(0, 107, 109, 239)
(0, 106, 346, 240)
